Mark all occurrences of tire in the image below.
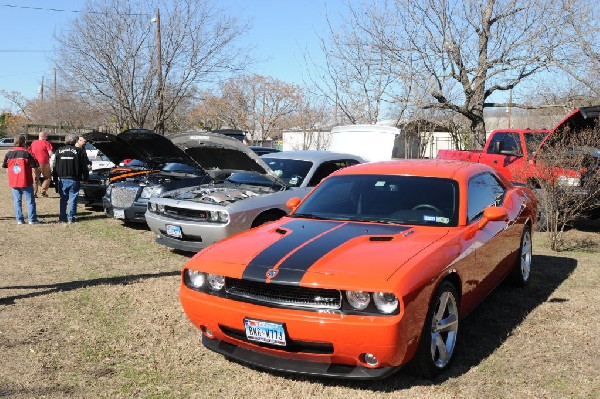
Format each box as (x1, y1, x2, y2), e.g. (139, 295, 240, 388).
(251, 211, 285, 228)
(409, 281, 459, 379)
(509, 225, 532, 286)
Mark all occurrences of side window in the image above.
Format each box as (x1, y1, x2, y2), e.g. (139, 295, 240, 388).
(486, 132, 522, 155)
(467, 173, 506, 222)
(308, 160, 347, 186)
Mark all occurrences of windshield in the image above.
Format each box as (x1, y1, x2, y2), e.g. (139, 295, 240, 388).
(524, 132, 550, 156)
(160, 162, 205, 175)
(261, 158, 313, 187)
(292, 175, 459, 227)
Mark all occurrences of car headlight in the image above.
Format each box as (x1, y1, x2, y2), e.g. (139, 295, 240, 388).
(140, 185, 163, 199)
(208, 210, 229, 223)
(373, 292, 399, 314)
(184, 269, 206, 290)
(207, 274, 225, 291)
(557, 176, 581, 187)
(346, 290, 370, 310)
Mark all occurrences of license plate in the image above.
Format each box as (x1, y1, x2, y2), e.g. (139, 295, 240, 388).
(166, 224, 182, 238)
(113, 209, 125, 219)
(244, 319, 287, 346)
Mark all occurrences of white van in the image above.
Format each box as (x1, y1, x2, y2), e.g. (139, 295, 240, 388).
(328, 125, 400, 162)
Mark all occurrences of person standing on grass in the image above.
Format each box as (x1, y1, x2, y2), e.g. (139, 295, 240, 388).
(29, 131, 54, 198)
(75, 136, 92, 169)
(2, 135, 42, 224)
(53, 134, 89, 224)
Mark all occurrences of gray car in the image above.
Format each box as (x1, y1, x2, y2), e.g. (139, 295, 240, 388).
(145, 150, 364, 253)
(0, 137, 15, 148)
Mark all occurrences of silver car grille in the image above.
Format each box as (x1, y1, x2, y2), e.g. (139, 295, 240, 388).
(225, 278, 342, 310)
(111, 186, 140, 208)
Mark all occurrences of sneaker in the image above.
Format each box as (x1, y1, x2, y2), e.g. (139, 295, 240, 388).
(17, 220, 24, 225)
(41, 192, 49, 198)
(29, 220, 44, 225)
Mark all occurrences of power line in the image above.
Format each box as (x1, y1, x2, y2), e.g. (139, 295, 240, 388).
(0, 50, 51, 53)
(0, 4, 149, 16)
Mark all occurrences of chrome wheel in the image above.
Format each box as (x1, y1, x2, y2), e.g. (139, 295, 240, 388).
(430, 290, 459, 368)
(519, 229, 532, 282)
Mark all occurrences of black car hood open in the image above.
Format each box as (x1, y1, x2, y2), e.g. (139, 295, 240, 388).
(169, 132, 275, 177)
(84, 129, 202, 169)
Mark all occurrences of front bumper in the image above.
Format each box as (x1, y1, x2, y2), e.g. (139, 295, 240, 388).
(103, 198, 148, 223)
(146, 211, 243, 253)
(181, 286, 415, 380)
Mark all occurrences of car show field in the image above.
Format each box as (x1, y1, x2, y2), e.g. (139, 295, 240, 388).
(1, 148, 599, 398)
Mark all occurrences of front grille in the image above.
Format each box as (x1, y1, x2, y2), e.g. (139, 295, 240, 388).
(111, 186, 140, 208)
(164, 205, 209, 221)
(225, 278, 342, 310)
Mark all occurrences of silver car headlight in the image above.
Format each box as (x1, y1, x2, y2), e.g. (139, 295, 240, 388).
(207, 274, 225, 291)
(557, 176, 581, 187)
(140, 185, 163, 199)
(208, 210, 229, 223)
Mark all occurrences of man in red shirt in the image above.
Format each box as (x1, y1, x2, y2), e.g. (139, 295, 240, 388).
(2, 135, 41, 224)
(29, 131, 54, 197)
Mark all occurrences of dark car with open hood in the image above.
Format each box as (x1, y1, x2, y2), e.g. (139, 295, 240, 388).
(95, 130, 217, 223)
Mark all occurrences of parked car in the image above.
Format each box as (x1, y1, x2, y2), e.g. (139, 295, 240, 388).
(249, 146, 281, 156)
(78, 130, 161, 207)
(146, 149, 364, 253)
(102, 130, 220, 223)
(179, 159, 537, 380)
(0, 137, 15, 147)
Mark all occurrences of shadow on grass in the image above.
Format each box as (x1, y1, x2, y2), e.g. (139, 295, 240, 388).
(239, 254, 577, 391)
(0, 270, 180, 306)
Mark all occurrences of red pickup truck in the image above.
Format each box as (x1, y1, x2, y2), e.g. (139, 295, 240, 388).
(437, 106, 600, 186)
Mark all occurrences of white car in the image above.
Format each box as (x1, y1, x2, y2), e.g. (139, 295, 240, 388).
(146, 147, 365, 253)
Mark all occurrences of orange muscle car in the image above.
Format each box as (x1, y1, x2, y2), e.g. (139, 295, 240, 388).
(180, 159, 537, 379)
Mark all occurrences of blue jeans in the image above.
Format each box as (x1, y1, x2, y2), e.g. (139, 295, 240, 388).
(11, 186, 38, 223)
(59, 178, 80, 222)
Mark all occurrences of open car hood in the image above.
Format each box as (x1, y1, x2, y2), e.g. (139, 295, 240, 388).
(84, 129, 202, 169)
(553, 106, 600, 133)
(169, 132, 276, 177)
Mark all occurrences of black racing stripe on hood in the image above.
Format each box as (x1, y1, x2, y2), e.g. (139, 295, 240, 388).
(241, 219, 340, 282)
(242, 221, 408, 285)
(271, 223, 408, 284)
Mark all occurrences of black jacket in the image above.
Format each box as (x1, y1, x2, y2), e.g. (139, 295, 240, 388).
(53, 145, 89, 181)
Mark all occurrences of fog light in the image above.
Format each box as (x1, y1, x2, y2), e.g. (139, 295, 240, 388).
(362, 353, 379, 367)
(200, 325, 213, 338)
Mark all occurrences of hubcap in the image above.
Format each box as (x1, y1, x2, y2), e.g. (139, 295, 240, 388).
(520, 230, 532, 281)
(430, 291, 459, 368)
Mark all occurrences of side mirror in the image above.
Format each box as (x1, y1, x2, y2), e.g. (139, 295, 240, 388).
(477, 206, 509, 229)
(493, 140, 503, 154)
(285, 197, 301, 210)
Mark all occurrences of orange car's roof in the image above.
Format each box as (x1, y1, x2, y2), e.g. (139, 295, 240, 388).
(336, 159, 496, 181)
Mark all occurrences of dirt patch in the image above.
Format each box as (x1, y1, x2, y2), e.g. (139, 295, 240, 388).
(1, 148, 599, 398)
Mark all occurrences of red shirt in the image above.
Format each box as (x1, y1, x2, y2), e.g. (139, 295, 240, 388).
(2, 146, 39, 188)
(29, 139, 53, 164)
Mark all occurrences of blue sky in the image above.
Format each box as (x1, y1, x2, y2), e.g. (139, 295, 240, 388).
(0, 0, 346, 111)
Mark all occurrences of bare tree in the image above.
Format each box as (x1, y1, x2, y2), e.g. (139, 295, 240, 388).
(306, 2, 409, 125)
(287, 97, 331, 150)
(558, 2, 600, 98)
(196, 75, 303, 144)
(337, 0, 569, 147)
(55, 0, 249, 132)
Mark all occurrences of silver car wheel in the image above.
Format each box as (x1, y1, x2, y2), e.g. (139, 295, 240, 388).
(520, 229, 532, 281)
(430, 290, 459, 368)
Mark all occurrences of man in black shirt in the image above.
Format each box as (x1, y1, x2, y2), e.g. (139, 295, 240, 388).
(53, 134, 89, 223)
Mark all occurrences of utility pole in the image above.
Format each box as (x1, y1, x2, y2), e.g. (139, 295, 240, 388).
(40, 76, 44, 102)
(53, 67, 57, 98)
(153, 8, 164, 135)
(507, 88, 512, 129)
